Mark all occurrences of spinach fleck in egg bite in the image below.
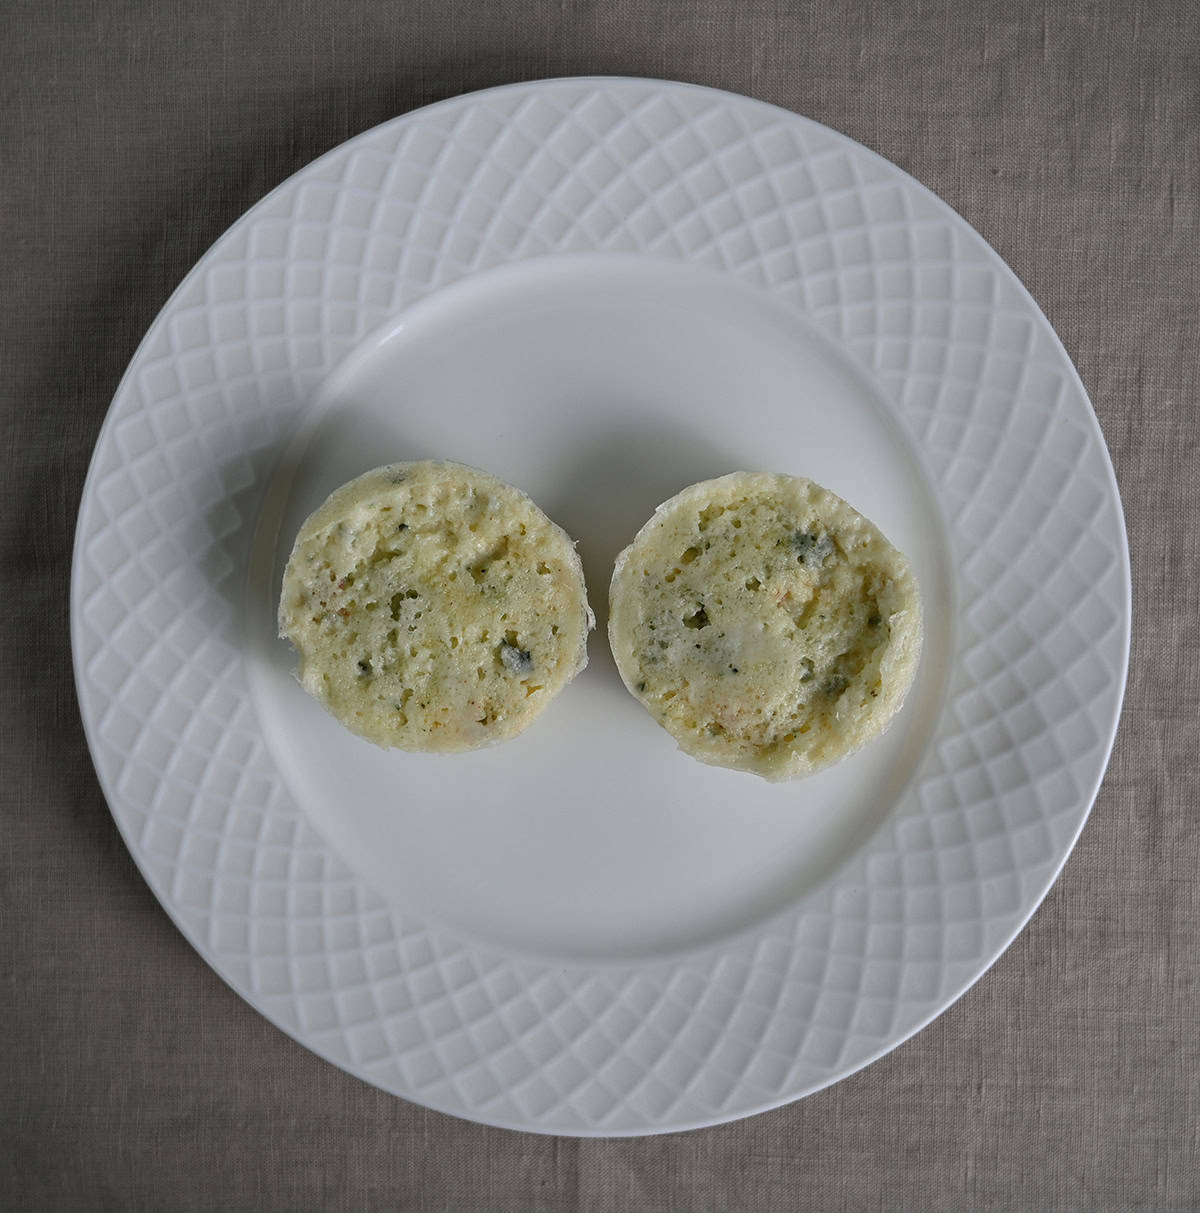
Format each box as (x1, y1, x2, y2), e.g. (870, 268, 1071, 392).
(279, 461, 593, 751)
(608, 472, 922, 781)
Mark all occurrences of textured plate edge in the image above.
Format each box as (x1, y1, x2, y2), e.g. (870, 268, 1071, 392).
(67, 76, 1134, 1136)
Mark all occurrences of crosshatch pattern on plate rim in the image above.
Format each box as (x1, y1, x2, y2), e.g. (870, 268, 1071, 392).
(71, 79, 1129, 1135)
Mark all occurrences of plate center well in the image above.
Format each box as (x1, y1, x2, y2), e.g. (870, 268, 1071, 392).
(246, 254, 953, 962)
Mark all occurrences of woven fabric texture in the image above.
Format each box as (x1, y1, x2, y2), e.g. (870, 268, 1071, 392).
(2, 1, 1195, 1207)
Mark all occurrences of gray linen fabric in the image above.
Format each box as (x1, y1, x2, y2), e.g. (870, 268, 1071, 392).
(2, 1, 1196, 1208)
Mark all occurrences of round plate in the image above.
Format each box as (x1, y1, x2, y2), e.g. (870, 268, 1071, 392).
(71, 78, 1129, 1135)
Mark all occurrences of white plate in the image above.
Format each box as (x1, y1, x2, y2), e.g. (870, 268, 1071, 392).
(72, 78, 1129, 1135)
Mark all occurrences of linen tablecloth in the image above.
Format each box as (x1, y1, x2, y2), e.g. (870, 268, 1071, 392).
(3, 1, 1195, 1207)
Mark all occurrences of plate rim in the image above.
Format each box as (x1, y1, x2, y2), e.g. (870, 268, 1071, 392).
(71, 75, 1131, 1135)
